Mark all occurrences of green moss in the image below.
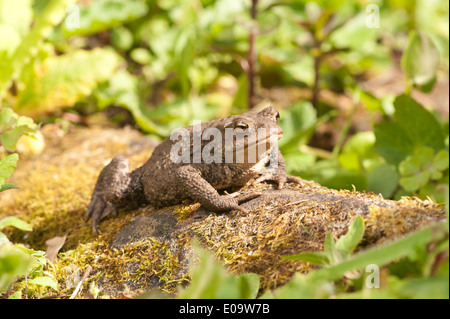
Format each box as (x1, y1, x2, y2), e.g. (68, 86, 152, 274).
(52, 237, 189, 297)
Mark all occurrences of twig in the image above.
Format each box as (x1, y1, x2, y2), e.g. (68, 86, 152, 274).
(69, 265, 93, 299)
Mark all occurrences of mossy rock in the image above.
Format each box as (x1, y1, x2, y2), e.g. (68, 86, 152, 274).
(0, 125, 445, 298)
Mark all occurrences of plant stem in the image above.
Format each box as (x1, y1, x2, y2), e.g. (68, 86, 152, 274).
(311, 53, 321, 110)
(247, 0, 258, 109)
(332, 88, 360, 158)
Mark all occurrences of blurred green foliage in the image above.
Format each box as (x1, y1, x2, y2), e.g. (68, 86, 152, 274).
(171, 216, 448, 299)
(2, 0, 447, 202)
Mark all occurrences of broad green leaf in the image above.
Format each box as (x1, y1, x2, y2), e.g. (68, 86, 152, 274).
(16, 48, 121, 116)
(62, 0, 148, 37)
(231, 74, 248, 111)
(432, 150, 449, 171)
(336, 216, 365, 255)
(283, 251, 329, 266)
(374, 95, 445, 166)
(0, 153, 18, 186)
(395, 277, 449, 299)
(130, 48, 152, 65)
(0, 216, 32, 231)
(0, 107, 14, 129)
(0, 126, 25, 151)
(338, 131, 377, 171)
(0, 0, 75, 98)
(216, 273, 260, 299)
(0, 232, 9, 247)
(178, 242, 260, 299)
(399, 171, 430, 192)
(414, 146, 434, 167)
(367, 164, 399, 198)
(278, 100, 318, 151)
(27, 276, 58, 290)
(0, 244, 31, 292)
(399, 156, 421, 176)
(401, 31, 440, 89)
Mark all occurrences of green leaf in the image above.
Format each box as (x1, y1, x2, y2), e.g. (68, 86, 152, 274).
(399, 156, 421, 176)
(432, 150, 449, 171)
(7, 290, 22, 299)
(401, 31, 440, 89)
(338, 131, 377, 171)
(374, 95, 445, 166)
(0, 216, 32, 232)
(27, 276, 58, 290)
(414, 146, 434, 167)
(62, 0, 148, 37)
(0, 183, 19, 192)
(283, 251, 330, 266)
(323, 232, 339, 265)
(0, 244, 31, 292)
(0, 107, 14, 130)
(16, 48, 121, 116)
(0, 126, 25, 151)
(367, 164, 399, 198)
(231, 74, 248, 111)
(0, 0, 76, 98)
(336, 216, 365, 255)
(0, 153, 19, 187)
(0, 232, 9, 247)
(174, 27, 196, 97)
(399, 171, 430, 192)
(278, 101, 318, 151)
(178, 242, 260, 299)
(216, 273, 260, 299)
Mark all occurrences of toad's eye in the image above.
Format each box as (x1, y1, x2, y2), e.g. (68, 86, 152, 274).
(234, 121, 249, 132)
(275, 112, 280, 121)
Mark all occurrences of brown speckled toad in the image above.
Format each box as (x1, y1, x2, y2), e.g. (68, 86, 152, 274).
(85, 106, 303, 233)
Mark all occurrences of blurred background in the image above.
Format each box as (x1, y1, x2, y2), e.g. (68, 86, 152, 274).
(0, 0, 448, 202)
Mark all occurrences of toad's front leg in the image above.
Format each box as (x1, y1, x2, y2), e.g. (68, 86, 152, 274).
(175, 165, 260, 214)
(252, 147, 303, 189)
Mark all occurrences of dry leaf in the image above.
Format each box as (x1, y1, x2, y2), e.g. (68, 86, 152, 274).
(45, 235, 67, 263)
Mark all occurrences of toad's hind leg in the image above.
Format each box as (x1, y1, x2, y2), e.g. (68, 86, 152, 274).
(85, 155, 141, 234)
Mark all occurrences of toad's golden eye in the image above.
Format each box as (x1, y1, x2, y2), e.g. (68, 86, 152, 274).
(275, 112, 280, 121)
(234, 121, 249, 132)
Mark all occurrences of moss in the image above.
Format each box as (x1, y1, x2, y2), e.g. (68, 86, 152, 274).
(173, 202, 201, 222)
(52, 237, 189, 298)
(182, 184, 446, 291)
(0, 125, 153, 250)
